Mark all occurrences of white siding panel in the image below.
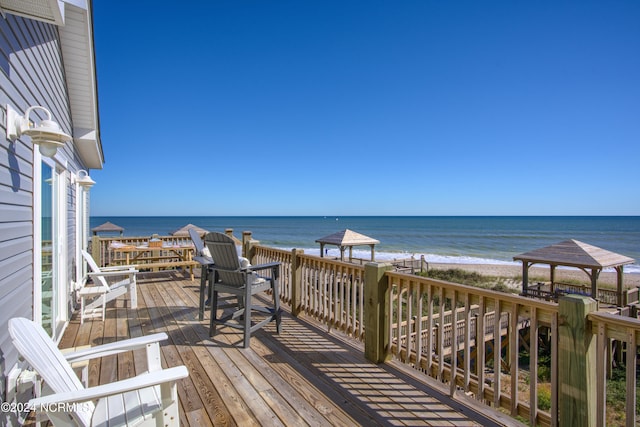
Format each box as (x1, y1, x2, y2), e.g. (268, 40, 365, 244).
(1, 10, 90, 413)
(0, 258, 33, 298)
(0, 204, 31, 222)
(0, 236, 31, 267)
(0, 163, 34, 193)
(0, 221, 31, 242)
(0, 183, 31, 205)
(0, 282, 33, 393)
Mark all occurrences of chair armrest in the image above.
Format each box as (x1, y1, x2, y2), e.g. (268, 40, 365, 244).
(77, 286, 109, 296)
(63, 333, 168, 363)
(88, 270, 138, 278)
(244, 262, 280, 272)
(101, 265, 138, 272)
(193, 256, 214, 266)
(245, 262, 281, 279)
(28, 366, 189, 408)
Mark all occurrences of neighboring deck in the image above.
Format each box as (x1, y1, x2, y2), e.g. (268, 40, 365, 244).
(56, 271, 517, 427)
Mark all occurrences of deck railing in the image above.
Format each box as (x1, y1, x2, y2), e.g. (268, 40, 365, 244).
(251, 245, 293, 302)
(298, 252, 365, 338)
(91, 235, 195, 266)
(385, 270, 559, 426)
(248, 236, 640, 427)
(588, 311, 640, 426)
(252, 244, 365, 339)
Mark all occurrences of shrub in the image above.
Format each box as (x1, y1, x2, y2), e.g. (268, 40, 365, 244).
(538, 387, 551, 411)
(418, 268, 516, 292)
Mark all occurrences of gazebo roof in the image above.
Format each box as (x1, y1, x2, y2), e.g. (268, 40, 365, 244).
(315, 229, 380, 247)
(513, 239, 634, 270)
(91, 221, 124, 234)
(170, 224, 208, 237)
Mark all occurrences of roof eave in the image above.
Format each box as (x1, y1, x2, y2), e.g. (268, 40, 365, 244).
(59, 0, 104, 169)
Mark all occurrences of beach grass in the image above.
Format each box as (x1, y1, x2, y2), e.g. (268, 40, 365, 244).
(418, 268, 520, 293)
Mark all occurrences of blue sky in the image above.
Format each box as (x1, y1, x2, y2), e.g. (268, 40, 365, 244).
(90, 1, 640, 216)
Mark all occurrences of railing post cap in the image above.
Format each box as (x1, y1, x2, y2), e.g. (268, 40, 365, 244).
(558, 294, 597, 304)
(365, 261, 392, 269)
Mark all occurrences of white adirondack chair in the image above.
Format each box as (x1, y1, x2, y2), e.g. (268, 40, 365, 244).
(80, 249, 138, 323)
(9, 317, 189, 427)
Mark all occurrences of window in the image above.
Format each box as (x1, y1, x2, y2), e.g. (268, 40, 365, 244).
(36, 160, 67, 338)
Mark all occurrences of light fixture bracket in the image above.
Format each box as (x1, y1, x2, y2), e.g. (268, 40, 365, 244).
(6, 104, 72, 157)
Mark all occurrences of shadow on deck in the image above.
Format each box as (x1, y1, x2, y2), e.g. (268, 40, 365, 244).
(54, 271, 517, 427)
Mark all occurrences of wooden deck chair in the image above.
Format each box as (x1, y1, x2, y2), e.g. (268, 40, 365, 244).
(204, 231, 282, 348)
(80, 249, 137, 323)
(8, 317, 189, 427)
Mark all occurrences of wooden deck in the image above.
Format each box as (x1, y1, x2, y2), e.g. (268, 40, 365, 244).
(55, 271, 518, 427)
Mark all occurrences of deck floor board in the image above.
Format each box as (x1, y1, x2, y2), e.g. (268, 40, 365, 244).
(46, 271, 515, 427)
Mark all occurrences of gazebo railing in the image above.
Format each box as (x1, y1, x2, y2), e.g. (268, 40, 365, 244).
(523, 282, 639, 306)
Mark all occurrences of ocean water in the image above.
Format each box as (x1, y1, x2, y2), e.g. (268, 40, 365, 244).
(90, 216, 640, 273)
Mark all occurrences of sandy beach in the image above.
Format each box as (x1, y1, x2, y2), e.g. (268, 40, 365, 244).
(429, 262, 640, 288)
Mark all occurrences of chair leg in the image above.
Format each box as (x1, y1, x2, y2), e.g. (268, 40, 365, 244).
(272, 278, 282, 334)
(209, 289, 218, 337)
(80, 296, 85, 325)
(198, 266, 207, 321)
(130, 278, 138, 309)
(243, 288, 251, 348)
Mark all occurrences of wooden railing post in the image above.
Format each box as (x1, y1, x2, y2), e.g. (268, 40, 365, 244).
(558, 294, 597, 427)
(291, 249, 304, 317)
(226, 228, 236, 239)
(242, 231, 254, 260)
(364, 262, 393, 363)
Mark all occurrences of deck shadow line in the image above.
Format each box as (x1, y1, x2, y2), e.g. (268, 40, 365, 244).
(253, 311, 514, 426)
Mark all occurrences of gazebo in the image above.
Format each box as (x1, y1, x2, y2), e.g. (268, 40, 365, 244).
(91, 221, 124, 236)
(513, 239, 635, 307)
(170, 224, 208, 238)
(316, 229, 380, 262)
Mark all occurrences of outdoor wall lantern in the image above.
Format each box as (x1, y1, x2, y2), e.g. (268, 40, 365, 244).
(74, 170, 95, 189)
(6, 105, 72, 157)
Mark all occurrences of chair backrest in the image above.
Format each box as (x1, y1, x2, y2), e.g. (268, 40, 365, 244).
(9, 318, 95, 426)
(81, 249, 110, 289)
(204, 232, 244, 286)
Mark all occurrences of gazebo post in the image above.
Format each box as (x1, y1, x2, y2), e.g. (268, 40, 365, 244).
(522, 262, 529, 295)
(320, 243, 325, 258)
(590, 268, 598, 300)
(349, 246, 353, 261)
(340, 246, 345, 261)
(549, 265, 557, 294)
(370, 244, 375, 261)
(616, 266, 624, 307)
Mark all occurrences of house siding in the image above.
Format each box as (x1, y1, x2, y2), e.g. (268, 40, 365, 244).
(0, 10, 91, 419)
